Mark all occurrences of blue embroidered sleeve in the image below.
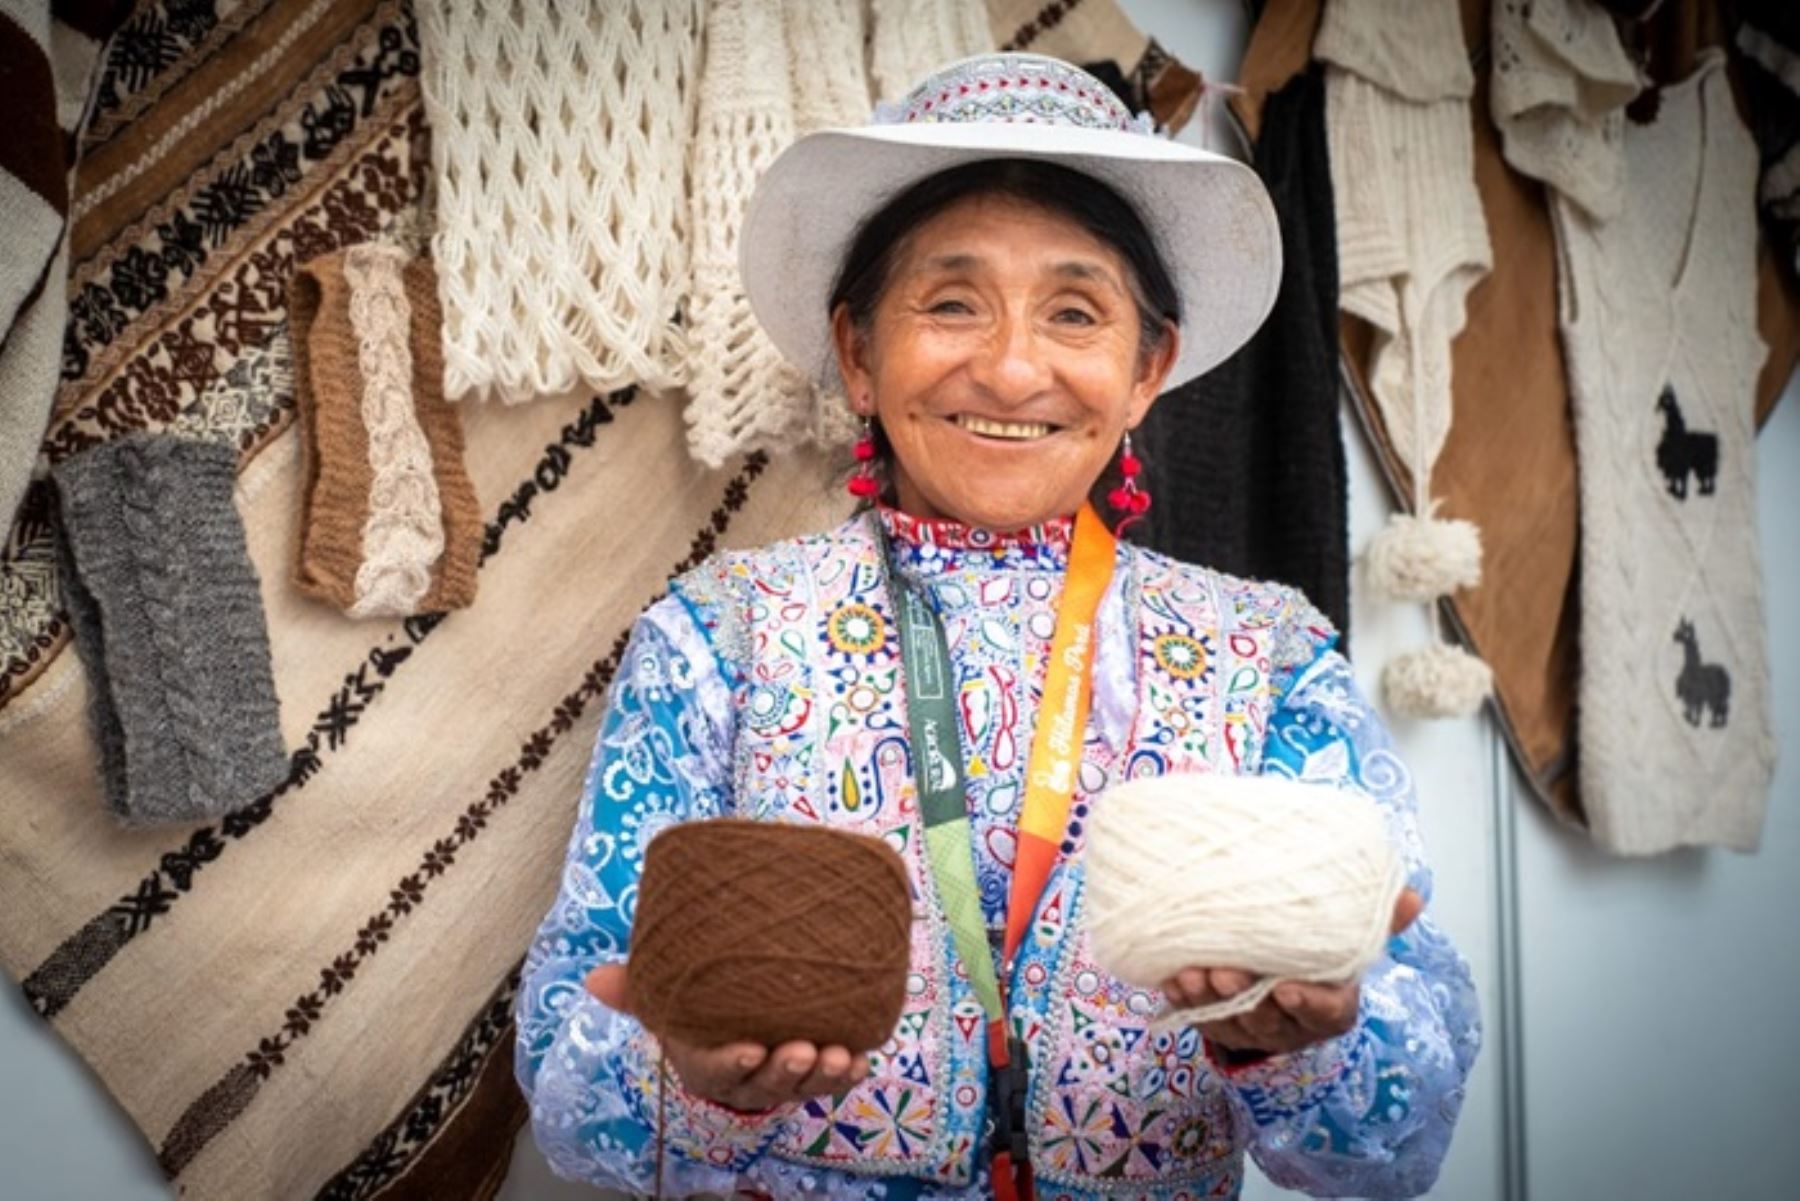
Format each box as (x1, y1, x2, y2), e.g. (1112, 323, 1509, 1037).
(1232, 640, 1483, 1198)
(514, 596, 791, 1195)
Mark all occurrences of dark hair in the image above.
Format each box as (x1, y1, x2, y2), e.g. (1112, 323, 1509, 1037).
(828, 157, 1183, 371)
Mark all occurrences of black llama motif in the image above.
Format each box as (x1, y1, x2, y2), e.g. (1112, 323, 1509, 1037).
(1673, 618, 1730, 728)
(1655, 386, 1718, 500)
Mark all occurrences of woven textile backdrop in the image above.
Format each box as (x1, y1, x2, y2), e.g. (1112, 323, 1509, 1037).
(0, 2, 845, 1198)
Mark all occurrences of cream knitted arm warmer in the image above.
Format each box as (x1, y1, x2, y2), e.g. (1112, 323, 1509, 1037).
(870, 0, 993, 103)
(290, 245, 482, 618)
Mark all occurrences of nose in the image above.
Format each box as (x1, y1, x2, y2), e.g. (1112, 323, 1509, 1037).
(966, 309, 1052, 406)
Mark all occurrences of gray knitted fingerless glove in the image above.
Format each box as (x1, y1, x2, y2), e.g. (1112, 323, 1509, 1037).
(52, 434, 289, 826)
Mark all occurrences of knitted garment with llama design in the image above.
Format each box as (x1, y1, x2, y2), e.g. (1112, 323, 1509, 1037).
(1553, 51, 1776, 854)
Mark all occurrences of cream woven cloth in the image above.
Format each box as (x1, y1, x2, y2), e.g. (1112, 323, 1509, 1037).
(0, 388, 845, 1198)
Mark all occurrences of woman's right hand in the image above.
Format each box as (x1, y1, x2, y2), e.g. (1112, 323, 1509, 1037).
(584, 963, 872, 1112)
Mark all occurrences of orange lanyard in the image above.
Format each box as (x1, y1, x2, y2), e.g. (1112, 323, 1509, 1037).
(886, 502, 1117, 1201)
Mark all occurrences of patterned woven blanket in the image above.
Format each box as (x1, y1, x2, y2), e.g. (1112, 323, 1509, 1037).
(0, 2, 845, 1197)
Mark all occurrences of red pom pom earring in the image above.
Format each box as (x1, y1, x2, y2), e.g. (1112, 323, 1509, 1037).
(1106, 429, 1151, 530)
(848, 415, 880, 500)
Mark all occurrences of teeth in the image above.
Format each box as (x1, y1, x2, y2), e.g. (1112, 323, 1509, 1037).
(956, 415, 1054, 440)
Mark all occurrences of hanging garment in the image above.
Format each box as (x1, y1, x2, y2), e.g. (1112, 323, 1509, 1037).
(1317, 0, 1474, 103)
(1490, 0, 1641, 220)
(1622, 0, 1800, 430)
(1553, 51, 1775, 853)
(1137, 66, 1351, 637)
(0, 0, 126, 535)
(417, 0, 703, 402)
(1317, 0, 1496, 718)
(1318, 1, 1491, 485)
(683, 0, 811, 467)
(868, 0, 993, 104)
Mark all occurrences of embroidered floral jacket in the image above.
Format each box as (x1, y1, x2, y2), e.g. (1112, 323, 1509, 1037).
(516, 509, 1480, 1198)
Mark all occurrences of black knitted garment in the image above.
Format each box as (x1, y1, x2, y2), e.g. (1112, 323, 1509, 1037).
(1134, 66, 1351, 641)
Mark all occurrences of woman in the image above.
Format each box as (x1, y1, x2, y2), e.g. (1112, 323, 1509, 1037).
(516, 53, 1479, 1199)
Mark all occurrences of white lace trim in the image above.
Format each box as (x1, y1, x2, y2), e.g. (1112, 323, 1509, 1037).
(343, 243, 445, 618)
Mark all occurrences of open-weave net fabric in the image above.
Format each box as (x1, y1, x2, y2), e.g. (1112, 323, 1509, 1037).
(626, 819, 913, 1054)
(684, 0, 991, 465)
(419, 0, 990, 450)
(418, 0, 701, 403)
(684, 0, 816, 468)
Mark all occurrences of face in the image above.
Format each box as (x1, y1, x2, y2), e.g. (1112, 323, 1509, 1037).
(832, 192, 1179, 530)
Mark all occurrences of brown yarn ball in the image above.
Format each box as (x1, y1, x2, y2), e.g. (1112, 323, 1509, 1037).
(626, 818, 914, 1054)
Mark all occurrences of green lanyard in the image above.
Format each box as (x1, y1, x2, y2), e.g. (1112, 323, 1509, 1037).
(886, 557, 1033, 1191)
(889, 574, 1008, 1024)
(880, 507, 1115, 1201)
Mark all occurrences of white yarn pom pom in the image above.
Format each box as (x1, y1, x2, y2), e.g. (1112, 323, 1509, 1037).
(1084, 773, 1407, 1029)
(1363, 512, 1483, 601)
(1381, 643, 1493, 719)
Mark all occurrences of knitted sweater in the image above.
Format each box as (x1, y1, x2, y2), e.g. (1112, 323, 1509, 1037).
(1490, 0, 1641, 221)
(1553, 51, 1776, 854)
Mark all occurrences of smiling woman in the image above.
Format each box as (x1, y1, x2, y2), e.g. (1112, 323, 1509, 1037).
(828, 161, 1180, 530)
(515, 51, 1479, 1201)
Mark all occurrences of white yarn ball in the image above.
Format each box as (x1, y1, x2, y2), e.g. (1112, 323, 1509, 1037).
(1363, 513, 1483, 601)
(1083, 773, 1407, 1028)
(1381, 643, 1493, 719)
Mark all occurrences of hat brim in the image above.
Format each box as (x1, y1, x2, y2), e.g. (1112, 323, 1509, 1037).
(738, 120, 1282, 395)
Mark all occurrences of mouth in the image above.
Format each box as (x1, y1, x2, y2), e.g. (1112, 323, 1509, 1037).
(951, 414, 1061, 442)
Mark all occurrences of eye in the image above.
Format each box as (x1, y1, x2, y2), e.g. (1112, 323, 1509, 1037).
(929, 298, 974, 316)
(1053, 307, 1097, 326)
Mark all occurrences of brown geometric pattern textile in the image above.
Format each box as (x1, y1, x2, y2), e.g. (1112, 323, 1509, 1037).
(2, 0, 425, 708)
(0, 2, 851, 1198)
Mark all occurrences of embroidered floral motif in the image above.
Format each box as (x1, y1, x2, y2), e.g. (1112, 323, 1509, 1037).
(1153, 632, 1211, 682)
(825, 602, 890, 658)
(515, 514, 1481, 1199)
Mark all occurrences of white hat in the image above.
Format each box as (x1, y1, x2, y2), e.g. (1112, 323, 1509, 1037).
(738, 52, 1282, 393)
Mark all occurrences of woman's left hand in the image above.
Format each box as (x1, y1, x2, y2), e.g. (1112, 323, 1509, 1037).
(1159, 887, 1424, 1057)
